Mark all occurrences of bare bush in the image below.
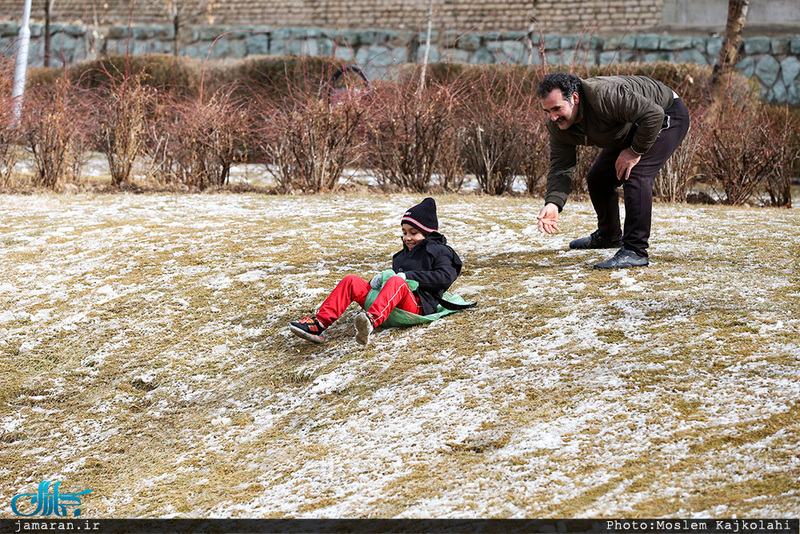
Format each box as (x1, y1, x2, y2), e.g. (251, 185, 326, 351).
(458, 70, 542, 195)
(699, 94, 775, 206)
(19, 79, 86, 189)
(762, 105, 800, 208)
(364, 80, 456, 192)
(0, 58, 19, 186)
(146, 88, 249, 190)
(570, 145, 600, 197)
(142, 96, 181, 187)
(654, 108, 704, 203)
(89, 78, 155, 187)
(521, 123, 549, 196)
(437, 128, 466, 193)
(0, 130, 19, 187)
(257, 87, 368, 193)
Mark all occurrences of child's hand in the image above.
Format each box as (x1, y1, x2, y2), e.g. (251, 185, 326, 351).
(369, 273, 383, 289)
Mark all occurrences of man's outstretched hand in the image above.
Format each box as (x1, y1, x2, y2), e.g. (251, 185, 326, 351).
(537, 203, 560, 234)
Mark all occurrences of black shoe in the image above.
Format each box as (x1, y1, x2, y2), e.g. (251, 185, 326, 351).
(289, 316, 327, 343)
(593, 248, 649, 269)
(569, 230, 622, 249)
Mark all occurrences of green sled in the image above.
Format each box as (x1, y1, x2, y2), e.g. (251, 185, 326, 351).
(363, 270, 473, 328)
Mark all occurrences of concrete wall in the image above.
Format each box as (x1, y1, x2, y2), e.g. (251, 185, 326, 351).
(661, 0, 800, 34)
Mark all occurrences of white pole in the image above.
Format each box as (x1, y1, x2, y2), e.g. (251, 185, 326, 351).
(12, 0, 33, 126)
(418, 0, 434, 94)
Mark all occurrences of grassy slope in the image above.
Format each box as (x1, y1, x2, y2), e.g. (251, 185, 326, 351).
(0, 193, 798, 518)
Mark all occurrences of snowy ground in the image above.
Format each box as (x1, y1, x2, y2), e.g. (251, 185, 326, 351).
(0, 192, 798, 518)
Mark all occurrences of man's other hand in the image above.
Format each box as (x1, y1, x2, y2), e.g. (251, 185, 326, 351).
(615, 147, 642, 180)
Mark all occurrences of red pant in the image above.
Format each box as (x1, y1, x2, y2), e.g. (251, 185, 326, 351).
(316, 275, 421, 328)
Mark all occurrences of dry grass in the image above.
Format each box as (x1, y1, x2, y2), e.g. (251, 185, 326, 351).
(0, 192, 798, 518)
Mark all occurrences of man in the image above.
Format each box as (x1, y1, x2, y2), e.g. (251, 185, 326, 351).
(536, 72, 690, 268)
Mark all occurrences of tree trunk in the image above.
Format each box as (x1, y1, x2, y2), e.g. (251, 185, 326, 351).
(524, 2, 544, 67)
(709, 0, 749, 96)
(43, 0, 51, 67)
(173, 15, 180, 56)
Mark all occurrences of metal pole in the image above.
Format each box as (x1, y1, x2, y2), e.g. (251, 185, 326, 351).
(12, 0, 33, 127)
(418, 0, 434, 94)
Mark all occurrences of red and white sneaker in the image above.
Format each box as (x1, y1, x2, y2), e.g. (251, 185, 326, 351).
(289, 316, 327, 344)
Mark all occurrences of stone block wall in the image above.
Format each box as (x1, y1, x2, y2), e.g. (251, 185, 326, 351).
(1, 23, 799, 104)
(531, 0, 663, 34)
(0, 0, 665, 34)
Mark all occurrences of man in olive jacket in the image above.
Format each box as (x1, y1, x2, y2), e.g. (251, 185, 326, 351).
(536, 73, 690, 269)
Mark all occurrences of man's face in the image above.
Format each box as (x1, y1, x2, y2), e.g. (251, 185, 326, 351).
(541, 88, 580, 130)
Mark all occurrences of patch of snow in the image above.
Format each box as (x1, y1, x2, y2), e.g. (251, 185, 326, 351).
(310, 371, 356, 395)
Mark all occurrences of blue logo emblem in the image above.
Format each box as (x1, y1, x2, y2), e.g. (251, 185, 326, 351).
(11, 481, 92, 517)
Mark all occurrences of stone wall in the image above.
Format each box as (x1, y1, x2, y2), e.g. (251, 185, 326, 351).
(1, 23, 799, 104)
(0, 0, 666, 35)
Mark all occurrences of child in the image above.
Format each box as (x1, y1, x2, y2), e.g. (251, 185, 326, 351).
(289, 197, 466, 346)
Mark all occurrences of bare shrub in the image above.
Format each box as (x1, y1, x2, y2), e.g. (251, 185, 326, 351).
(146, 88, 249, 190)
(69, 54, 200, 97)
(212, 56, 346, 104)
(142, 95, 180, 187)
(364, 79, 456, 192)
(88, 78, 156, 187)
(654, 108, 704, 203)
(569, 145, 600, 197)
(699, 94, 775, 206)
(437, 128, 466, 193)
(0, 130, 19, 187)
(457, 68, 542, 195)
(0, 57, 19, 186)
(19, 79, 86, 189)
(521, 123, 549, 197)
(256, 85, 368, 193)
(762, 105, 800, 208)
(654, 127, 702, 203)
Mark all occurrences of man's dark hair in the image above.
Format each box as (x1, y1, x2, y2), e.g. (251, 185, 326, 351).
(537, 72, 582, 100)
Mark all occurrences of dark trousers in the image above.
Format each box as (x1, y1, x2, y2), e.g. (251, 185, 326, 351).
(587, 98, 690, 256)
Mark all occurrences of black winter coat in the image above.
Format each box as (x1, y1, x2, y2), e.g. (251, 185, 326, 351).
(392, 232, 463, 316)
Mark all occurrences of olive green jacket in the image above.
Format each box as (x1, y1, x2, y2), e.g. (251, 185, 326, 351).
(545, 76, 675, 209)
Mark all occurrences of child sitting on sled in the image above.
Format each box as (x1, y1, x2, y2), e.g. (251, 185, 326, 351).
(289, 197, 474, 346)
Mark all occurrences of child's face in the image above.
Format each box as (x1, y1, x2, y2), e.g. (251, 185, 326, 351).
(401, 224, 426, 250)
